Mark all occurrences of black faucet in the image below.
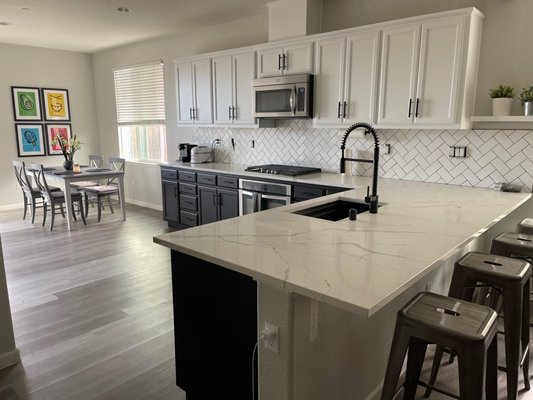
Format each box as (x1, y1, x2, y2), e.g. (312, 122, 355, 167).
(339, 122, 380, 214)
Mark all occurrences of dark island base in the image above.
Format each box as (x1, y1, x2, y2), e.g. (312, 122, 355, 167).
(171, 250, 258, 399)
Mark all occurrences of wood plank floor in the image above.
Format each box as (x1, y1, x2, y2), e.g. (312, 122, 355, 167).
(0, 205, 185, 400)
(1, 204, 533, 399)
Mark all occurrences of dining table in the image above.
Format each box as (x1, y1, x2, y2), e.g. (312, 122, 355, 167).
(38, 166, 126, 231)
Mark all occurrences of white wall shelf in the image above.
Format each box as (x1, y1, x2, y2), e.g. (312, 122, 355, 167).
(471, 115, 533, 130)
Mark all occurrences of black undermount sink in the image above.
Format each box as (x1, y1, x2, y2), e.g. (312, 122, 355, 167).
(292, 200, 377, 221)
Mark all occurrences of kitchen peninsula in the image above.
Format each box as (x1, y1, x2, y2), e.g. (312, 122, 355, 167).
(154, 174, 532, 400)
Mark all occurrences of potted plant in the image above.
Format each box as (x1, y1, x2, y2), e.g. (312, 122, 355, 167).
(519, 86, 533, 116)
(51, 134, 81, 170)
(489, 85, 514, 116)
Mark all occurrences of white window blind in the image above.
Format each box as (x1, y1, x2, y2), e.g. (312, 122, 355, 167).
(114, 61, 166, 124)
(113, 61, 167, 163)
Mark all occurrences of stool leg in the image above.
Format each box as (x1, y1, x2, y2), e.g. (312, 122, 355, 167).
(404, 339, 427, 400)
(502, 285, 523, 400)
(458, 344, 486, 400)
(522, 281, 530, 391)
(486, 335, 498, 400)
(424, 345, 445, 398)
(381, 324, 410, 400)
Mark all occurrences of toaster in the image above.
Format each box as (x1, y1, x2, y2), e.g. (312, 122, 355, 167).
(190, 146, 213, 164)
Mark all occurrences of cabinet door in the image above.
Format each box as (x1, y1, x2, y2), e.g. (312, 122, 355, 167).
(284, 42, 314, 75)
(192, 59, 213, 125)
(218, 189, 239, 221)
(344, 31, 380, 124)
(198, 185, 218, 224)
(212, 55, 234, 125)
(257, 46, 283, 78)
(378, 24, 420, 126)
(414, 17, 464, 125)
(162, 180, 179, 222)
(314, 36, 346, 126)
(176, 62, 195, 125)
(233, 51, 256, 126)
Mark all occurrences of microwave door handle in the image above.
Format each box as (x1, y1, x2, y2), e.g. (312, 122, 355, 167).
(290, 86, 296, 116)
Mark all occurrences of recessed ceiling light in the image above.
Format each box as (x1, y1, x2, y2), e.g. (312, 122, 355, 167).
(116, 6, 131, 13)
(0, 22, 12, 26)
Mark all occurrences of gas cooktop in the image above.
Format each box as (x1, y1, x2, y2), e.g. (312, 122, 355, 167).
(245, 164, 322, 176)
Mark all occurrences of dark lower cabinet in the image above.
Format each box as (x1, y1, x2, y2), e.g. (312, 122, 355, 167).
(171, 251, 257, 399)
(198, 186, 239, 225)
(162, 180, 179, 222)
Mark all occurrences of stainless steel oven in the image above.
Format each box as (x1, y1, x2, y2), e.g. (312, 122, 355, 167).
(238, 179, 291, 215)
(253, 74, 313, 119)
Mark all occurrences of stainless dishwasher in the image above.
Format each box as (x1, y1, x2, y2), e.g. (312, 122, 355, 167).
(238, 179, 291, 215)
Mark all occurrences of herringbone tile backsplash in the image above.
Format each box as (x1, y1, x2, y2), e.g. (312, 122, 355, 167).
(194, 120, 533, 191)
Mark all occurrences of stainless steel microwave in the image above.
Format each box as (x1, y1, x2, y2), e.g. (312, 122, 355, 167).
(252, 74, 313, 119)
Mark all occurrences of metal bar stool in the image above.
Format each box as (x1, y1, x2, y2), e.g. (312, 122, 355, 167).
(517, 218, 533, 235)
(425, 252, 530, 400)
(381, 292, 498, 400)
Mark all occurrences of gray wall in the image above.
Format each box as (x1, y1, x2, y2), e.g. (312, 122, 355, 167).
(0, 43, 100, 209)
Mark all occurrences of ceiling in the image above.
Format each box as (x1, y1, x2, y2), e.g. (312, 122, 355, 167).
(0, 0, 272, 53)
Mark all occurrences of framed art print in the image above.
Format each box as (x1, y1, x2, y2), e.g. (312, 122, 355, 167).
(11, 87, 42, 121)
(15, 124, 46, 157)
(42, 88, 70, 121)
(46, 124, 72, 155)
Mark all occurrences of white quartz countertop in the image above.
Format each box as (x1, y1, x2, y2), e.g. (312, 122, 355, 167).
(154, 169, 531, 317)
(161, 162, 369, 188)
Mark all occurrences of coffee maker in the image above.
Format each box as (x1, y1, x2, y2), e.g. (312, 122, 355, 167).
(178, 143, 197, 162)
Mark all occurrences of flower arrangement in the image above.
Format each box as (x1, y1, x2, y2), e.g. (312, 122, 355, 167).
(51, 134, 81, 161)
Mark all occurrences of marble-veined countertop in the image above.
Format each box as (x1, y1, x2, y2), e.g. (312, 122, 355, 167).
(154, 166, 531, 316)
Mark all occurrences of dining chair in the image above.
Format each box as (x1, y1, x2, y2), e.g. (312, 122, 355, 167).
(12, 160, 61, 224)
(31, 163, 86, 231)
(70, 154, 104, 190)
(83, 157, 125, 222)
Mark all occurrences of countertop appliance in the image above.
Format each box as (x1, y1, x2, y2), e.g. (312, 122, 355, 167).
(178, 143, 197, 162)
(239, 178, 291, 215)
(253, 74, 313, 119)
(190, 146, 213, 164)
(245, 164, 321, 176)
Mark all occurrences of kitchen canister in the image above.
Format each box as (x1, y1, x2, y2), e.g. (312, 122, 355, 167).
(524, 101, 533, 116)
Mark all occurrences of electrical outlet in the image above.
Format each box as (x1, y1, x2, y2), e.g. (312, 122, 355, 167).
(263, 321, 279, 353)
(382, 143, 391, 155)
(310, 299, 318, 342)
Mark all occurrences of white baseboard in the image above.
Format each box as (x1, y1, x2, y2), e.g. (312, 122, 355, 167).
(125, 198, 162, 211)
(0, 348, 20, 370)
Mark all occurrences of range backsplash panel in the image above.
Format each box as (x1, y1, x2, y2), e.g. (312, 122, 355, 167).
(193, 120, 533, 191)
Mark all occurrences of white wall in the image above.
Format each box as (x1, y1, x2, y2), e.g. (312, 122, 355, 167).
(91, 14, 269, 209)
(0, 43, 99, 209)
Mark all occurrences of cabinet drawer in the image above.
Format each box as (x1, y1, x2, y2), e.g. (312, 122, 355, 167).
(293, 185, 325, 200)
(178, 170, 196, 183)
(179, 182, 197, 195)
(179, 194, 197, 212)
(180, 210, 198, 227)
(197, 173, 217, 186)
(217, 175, 238, 189)
(161, 168, 178, 180)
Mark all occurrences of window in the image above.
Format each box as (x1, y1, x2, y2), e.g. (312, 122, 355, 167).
(113, 61, 167, 162)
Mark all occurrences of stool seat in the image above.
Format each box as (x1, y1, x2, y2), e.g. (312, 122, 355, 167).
(491, 232, 533, 259)
(381, 291, 498, 400)
(517, 218, 533, 235)
(457, 251, 530, 282)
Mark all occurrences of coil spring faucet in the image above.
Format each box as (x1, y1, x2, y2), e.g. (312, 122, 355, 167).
(339, 122, 380, 214)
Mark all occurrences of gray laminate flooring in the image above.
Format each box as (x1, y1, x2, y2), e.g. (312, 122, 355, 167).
(1, 205, 533, 399)
(0, 205, 185, 400)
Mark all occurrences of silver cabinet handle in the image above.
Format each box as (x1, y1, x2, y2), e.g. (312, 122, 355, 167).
(189, 107, 193, 120)
(232, 106, 236, 120)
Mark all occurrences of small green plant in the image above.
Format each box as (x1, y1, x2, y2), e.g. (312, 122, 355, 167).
(519, 86, 533, 104)
(489, 85, 515, 99)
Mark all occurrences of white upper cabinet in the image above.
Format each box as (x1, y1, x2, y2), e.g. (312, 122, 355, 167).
(257, 42, 314, 77)
(176, 58, 213, 125)
(212, 51, 256, 126)
(314, 30, 380, 127)
(378, 13, 479, 128)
